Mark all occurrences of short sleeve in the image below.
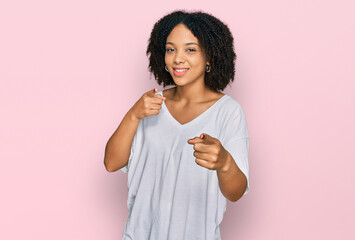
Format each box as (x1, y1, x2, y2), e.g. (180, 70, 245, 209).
(119, 120, 142, 173)
(222, 104, 250, 196)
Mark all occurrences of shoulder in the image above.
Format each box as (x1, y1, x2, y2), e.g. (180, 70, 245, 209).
(219, 95, 244, 117)
(219, 95, 248, 130)
(218, 96, 249, 142)
(222, 95, 241, 108)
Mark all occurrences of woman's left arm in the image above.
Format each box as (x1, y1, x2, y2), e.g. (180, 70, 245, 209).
(216, 151, 247, 202)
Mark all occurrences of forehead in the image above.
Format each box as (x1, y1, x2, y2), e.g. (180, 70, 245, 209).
(166, 23, 199, 44)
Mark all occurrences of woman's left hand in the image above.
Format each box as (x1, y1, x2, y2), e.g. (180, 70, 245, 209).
(187, 133, 231, 172)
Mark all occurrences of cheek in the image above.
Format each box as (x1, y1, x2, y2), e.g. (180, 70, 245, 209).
(165, 53, 174, 60)
(190, 56, 206, 67)
(191, 60, 206, 71)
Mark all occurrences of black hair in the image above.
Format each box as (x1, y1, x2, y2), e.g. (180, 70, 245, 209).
(146, 9, 237, 92)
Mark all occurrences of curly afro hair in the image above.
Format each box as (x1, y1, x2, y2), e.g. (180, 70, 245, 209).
(146, 10, 237, 92)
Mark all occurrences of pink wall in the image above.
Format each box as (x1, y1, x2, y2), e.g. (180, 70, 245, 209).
(1, 1, 354, 239)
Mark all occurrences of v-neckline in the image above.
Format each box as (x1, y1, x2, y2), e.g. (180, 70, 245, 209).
(161, 91, 228, 128)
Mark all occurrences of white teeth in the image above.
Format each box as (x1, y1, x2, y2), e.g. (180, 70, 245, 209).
(175, 68, 188, 72)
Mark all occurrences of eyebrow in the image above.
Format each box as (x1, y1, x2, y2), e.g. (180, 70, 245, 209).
(166, 42, 199, 46)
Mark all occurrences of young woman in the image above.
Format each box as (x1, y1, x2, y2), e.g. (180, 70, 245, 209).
(104, 10, 250, 240)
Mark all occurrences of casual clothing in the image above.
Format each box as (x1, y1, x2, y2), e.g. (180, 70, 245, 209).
(120, 90, 249, 240)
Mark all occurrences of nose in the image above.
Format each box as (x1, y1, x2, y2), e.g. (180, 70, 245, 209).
(173, 49, 185, 64)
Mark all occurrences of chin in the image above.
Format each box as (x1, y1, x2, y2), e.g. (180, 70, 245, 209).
(173, 79, 189, 87)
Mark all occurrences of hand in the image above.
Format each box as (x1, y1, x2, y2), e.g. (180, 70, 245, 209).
(187, 133, 231, 172)
(130, 88, 166, 121)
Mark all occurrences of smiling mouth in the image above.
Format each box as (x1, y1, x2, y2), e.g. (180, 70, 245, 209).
(173, 68, 189, 72)
(172, 67, 189, 77)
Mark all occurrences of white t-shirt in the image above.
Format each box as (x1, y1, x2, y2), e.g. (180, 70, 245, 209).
(120, 90, 249, 240)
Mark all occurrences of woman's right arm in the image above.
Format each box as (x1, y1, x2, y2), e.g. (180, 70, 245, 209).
(104, 88, 166, 172)
(104, 108, 141, 172)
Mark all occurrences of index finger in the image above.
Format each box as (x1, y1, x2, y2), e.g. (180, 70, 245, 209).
(153, 92, 166, 100)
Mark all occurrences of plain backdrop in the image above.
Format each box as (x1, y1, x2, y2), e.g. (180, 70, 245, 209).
(0, 0, 354, 239)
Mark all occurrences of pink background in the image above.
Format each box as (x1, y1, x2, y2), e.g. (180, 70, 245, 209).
(1, 0, 354, 239)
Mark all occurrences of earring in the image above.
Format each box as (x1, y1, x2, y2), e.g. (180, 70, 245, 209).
(165, 65, 169, 72)
(206, 65, 211, 72)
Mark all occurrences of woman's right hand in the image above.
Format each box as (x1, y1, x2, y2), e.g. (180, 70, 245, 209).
(130, 88, 166, 121)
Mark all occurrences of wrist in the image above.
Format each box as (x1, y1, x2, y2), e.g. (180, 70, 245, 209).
(127, 108, 140, 123)
(218, 151, 233, 173)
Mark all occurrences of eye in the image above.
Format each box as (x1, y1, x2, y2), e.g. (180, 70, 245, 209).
(166, 48, 175, 52)
(187, 48, 196, 52)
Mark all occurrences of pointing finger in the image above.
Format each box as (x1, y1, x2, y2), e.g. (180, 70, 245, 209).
(187, 137, 204, 144)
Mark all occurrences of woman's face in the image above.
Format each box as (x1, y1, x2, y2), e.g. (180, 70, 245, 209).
(165, 23, 209, 87)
